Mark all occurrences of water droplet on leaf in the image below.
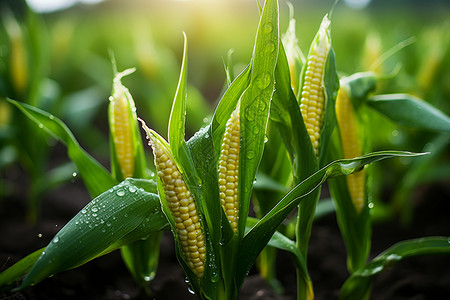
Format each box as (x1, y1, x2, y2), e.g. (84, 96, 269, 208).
(265, 41, 275, 53)
(263, 23, 273, 33)
(246, 150, 255, 159)
(255, 74, 271, 89)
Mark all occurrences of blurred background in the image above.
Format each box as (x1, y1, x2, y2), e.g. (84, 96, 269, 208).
(0, 0, 449, 222)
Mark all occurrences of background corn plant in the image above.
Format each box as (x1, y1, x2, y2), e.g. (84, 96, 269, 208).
(1, 0, 450, 299)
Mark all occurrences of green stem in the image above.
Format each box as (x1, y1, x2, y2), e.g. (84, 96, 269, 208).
(296, 270, 314, 300)
(296, 189, 320, 300)
(296, 190, 321, 259)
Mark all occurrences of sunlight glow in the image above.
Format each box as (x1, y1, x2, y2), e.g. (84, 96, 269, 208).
(26, 0, 104, 13)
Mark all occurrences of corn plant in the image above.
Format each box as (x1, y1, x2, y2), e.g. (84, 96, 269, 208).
(251, 3, 450, 299)
(0, 6, 72, 222)
(108, 62, 163, 288)
(1, 1, 450, 300)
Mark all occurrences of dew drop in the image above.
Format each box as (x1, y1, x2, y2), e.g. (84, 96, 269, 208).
(38, 233, 43, 238)
(185, 278, 195, 295)
(265, 41, 275, 53)
(144, 276, 151, 282)
(52, 236, 59, 244)
(101, 227, 106, 233)
(49, 114, 54, 120)
(91, 206, 98, 213)
(256, 100, 267, 115)
(106, 222, 112, 227)
(128, 185, 137, 193)
(116, 189, 125, 197)
(72, 172, 77, 178)
(245, 107, 255, 121)
(81, 209, 87, 214)
(263, 23, 273, 33)
(255, 73, 271, 89)
(211, 270, 219, 283)
(38, 123, 44, 129)
(92, 213, 97, 217)
(253, 126, 260, 134)
(246, 150, 255, 159)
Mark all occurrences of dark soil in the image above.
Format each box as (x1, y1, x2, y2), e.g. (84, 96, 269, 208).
(1, 169, 449, 300)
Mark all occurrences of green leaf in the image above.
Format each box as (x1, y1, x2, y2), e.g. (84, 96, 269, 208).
(343, 72, 377, 106)
(367, 94, 450, 133)
(168, 33, 188, 159)
(246, 217, 309, 285)
(120, 232, 162, 286)
(318, 46, 339, 165)
(239, 0, 279, 239)
(271, 41, 316, 183)
(8, 99, 117, 197)
(19, 178, 166, 289)
(340, 237, 450, 300)
(0, 248, 44, 291)
(236, 151, 425, 288)
(211, 64, 251, 154)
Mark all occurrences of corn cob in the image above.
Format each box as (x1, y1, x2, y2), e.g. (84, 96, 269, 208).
(110, 74, 135, 179)
(299, 16, 330, 155)
(218, 105, 240, 233)
(145, 128, 206, 277)
(335, 86, 365, 213)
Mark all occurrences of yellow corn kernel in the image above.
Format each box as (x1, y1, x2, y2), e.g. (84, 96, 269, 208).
(299, 16, 330, 155)
(149, 133, 206, 277)
(218, 105, 240, 233)
(109, 72, 136, 179)
(335, 86, 365, 213)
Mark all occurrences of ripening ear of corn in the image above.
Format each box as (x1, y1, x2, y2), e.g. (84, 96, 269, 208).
(218, 104, 240, 233)
(109, 70, 136, 179)
(4, 13, 28, 96)
(335, 85, 365, 213)
(299, 16, 330, 155)
(141, 123, 206, 277)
